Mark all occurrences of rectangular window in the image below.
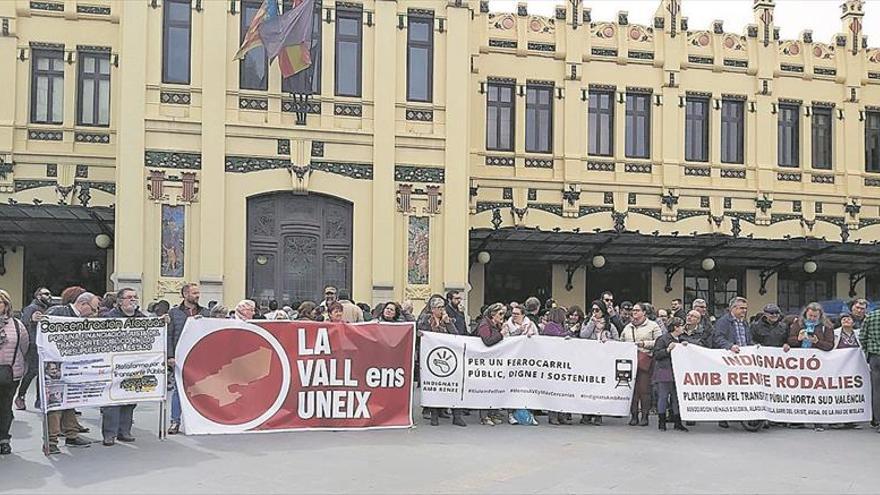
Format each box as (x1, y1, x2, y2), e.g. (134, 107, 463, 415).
(77, 51, 111, 127)
(685, 96, 709, 162)
(588, 90, 614, 156)
(811, 107, 833, 170)
(525, 85, 553, 154)
(720, 100, 744, 164)
(777, 272, 833, 315)
(30, 49, 64, 124)
(240, 1, 268, 90)
(282, 0, 322, 95)
(406, 13, 433, 102)
(486, 81, 514, 151)
(778, 103, 800, 167)
(334, 8, 362, 97)
(162, 0, 192, 84)
(625, 93, 650, 159)
(866, 111, 880, 172)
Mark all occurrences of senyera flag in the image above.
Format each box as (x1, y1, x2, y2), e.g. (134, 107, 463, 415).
(258, 0, 314, 77)
(176, 318, 415, 434)
(232, 0, 268, 60)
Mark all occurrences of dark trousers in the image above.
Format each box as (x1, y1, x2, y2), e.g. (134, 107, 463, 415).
(656, 381, 679, 416)
(101, 404, 135, 440)
(15, 345, 38, 401)
(870, 356, 880, 422)
(631, 367, 651, 415)
(0, 380, 19, 442)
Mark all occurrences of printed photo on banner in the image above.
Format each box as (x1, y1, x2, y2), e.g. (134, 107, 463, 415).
(37, 316, 168, 412)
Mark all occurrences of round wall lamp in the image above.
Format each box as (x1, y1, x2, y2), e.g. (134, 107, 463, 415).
(803, 260, 818, 274)
(95, 234, 112, 249)
(255, 254, 269, 266)
(592, 255, 606, 268)
(701, 257, 716, 271)
(476, 251, 491, 265)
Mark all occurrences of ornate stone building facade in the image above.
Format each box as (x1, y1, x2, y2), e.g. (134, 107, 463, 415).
(1, 0, 879, 318)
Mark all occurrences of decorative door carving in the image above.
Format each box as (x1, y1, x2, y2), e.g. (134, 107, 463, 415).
(247, 193, 352, 307)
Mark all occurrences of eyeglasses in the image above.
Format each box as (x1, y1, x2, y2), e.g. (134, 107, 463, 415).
(592, 308, 602, 313)
(603, 298, 613, 302)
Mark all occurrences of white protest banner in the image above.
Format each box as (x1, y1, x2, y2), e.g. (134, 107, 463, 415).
(37, 316, 167, 412)
(673, 345, 871, 423)
(420, 333, 637, 415)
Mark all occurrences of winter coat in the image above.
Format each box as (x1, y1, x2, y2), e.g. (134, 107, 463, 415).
(579, 318, 619, 341)
(712, 312, 752, 350)
(446, 304, 468, 336)
(540, 321, 568, 338)
(418, 315, 457, 335)
(476, 319, 503, 347)
(787, 317, 835, 351)
(620, 318, 663, 354)
(20, 298, 48, 348)
(0, 317, 29, 380)
(651, 332, 680, 380)
(679, 325, 709, 347)
(167, 302, 211, 358)
(750, 316, 789, 348)
(502, 317, 538, 337)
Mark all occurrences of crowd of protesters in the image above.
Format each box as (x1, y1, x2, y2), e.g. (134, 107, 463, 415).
(1, 280, 879, 455)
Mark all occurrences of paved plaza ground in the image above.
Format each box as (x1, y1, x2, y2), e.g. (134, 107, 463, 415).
(3, 394, 880, 494)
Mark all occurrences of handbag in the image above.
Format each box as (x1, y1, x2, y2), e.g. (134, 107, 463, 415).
(0, 320, 21, 386)
(632, 327, 653, 372)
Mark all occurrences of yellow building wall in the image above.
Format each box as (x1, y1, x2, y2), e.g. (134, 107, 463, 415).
(1, 0, 880, 316)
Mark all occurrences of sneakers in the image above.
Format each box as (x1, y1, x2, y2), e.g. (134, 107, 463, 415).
(102, 438, 115, 447)
(508, 413, 518, 425)
(65, 437, 91, 448)
(480, 417, 495, 426)
(13, 397, 25, 411)
(117, 434, 135, 443)
(452, 415, 467, 427)
(45, 444, 61, 455)
(167, 422, 180, 435)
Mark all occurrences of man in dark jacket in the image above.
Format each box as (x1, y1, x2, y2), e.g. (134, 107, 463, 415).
(15, 287, 52, 410)
(101, 288, 147, 446)
(712, 297, 752, 352)
(166, 283, 210, 435)
(445, 290, 468, 336)
(671, 298, 686, 320)
(750, 303, 790, 349)
(44, 291, 101, 454)
(711, 296, 752, 429)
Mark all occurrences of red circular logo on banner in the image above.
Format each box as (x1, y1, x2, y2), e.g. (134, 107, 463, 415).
(182, 328, 284, 426)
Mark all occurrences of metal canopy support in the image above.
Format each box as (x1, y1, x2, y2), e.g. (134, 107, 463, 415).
(564, 235, 616, 290)
(758, 244, 839, 295)
(662, 239, 730, 292)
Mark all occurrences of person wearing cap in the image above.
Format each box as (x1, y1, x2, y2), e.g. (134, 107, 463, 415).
(318, 286, 338, 310)
(750, 303, 791, 350)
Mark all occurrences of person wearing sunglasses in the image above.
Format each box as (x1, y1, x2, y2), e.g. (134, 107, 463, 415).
(14, 287, 52, 411)
(578, 300, 619, 426)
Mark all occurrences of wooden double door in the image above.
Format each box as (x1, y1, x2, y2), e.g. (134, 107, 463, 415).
(246, 193, 352, 307)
